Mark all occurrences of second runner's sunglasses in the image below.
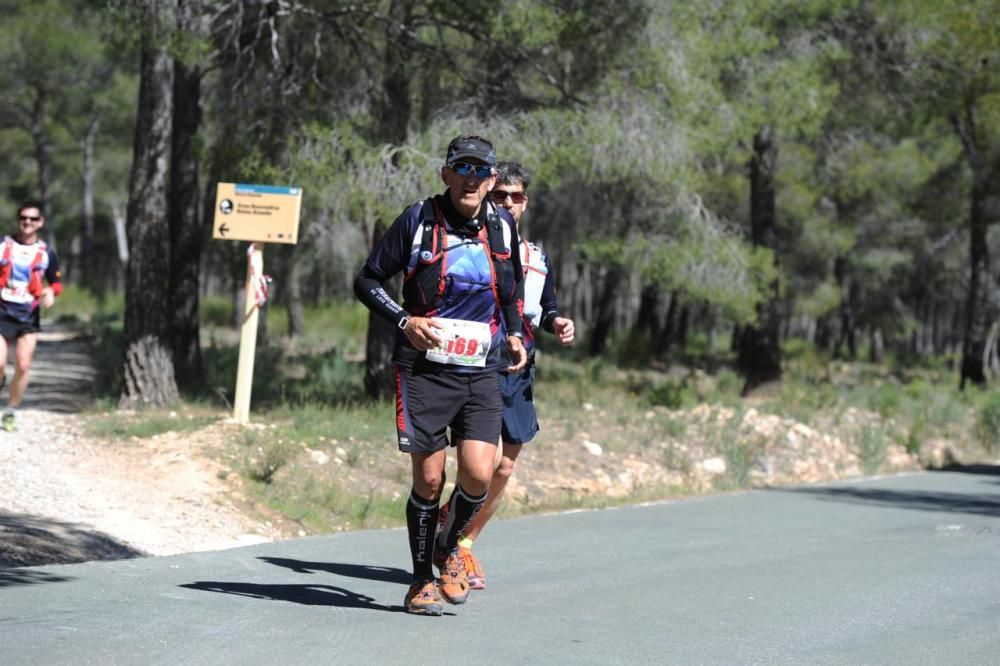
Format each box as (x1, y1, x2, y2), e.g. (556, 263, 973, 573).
(491, 190, 526, 204)
(449, 162, 494, 179)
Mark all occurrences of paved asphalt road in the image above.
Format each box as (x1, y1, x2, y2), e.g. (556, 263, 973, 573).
(1, 468, 998, 665)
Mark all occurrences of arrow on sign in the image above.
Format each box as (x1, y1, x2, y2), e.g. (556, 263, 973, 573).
(218, 223, 229, 237)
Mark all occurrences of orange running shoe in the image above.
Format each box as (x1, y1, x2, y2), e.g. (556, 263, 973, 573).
(460, 546, 485, 590)
(434, 548, 470, 604)
(404, 578, 443, 616)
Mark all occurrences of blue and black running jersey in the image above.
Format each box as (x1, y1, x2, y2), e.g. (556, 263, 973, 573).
(359, 193, 520, 372)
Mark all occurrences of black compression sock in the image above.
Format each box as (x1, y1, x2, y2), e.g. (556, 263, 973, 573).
(437, 484, 487, 553)
(406, 490, 439, 580)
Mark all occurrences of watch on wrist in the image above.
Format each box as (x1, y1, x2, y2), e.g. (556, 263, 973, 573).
(509, 330, 525, 340)
(397, 316, 410, 331)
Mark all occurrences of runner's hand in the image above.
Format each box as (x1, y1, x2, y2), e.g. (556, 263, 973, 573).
(41, 287, 55, 309)
(506, 335, 527, 372)
(403, 316, 444, 351)
(553, 317, 575, 346)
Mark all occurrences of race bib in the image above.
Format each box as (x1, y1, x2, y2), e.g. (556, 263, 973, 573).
(1, 282, 32, 304)
(424, 318, 491, 368)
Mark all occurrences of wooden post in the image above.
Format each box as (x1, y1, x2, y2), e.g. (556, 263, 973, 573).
(233, 242, 262, 424)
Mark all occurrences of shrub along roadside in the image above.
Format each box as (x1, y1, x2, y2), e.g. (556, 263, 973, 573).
(71, 302, 997, 537)
(79, 351, 998, 537)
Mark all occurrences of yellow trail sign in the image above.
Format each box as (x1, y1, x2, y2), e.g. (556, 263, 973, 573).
(212, 182, 302, 244)
(211, 181, 302, 424)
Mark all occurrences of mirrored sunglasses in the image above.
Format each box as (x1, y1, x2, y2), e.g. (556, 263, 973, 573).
(449, 162, 493, 179)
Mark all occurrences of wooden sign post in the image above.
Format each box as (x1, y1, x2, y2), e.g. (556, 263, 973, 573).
(213, 183, 302, 424)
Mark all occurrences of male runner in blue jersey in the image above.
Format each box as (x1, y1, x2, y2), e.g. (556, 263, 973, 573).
(354, 136, 527, 615)
(0, 201, 62, 432)
(450, 161, 575, 590)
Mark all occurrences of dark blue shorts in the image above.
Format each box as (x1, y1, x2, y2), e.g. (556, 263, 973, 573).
(501, 367, 538, 445)
(395, 366, 502, 453)
(0, 312, 39, 341)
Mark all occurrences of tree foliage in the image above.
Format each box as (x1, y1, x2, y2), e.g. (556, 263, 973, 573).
(2, 0, 999, 395)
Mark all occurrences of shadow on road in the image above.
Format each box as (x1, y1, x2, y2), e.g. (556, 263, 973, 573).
(780, 485, 1000, 518)
(931, 463, 1000, 478)
(0, 569, 73, 588)
(258, 557, 411, 585)
(0, 511, 144, 568)
(180, 581, 407, 613)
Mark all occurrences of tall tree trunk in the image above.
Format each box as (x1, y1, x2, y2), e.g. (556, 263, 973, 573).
(635, 283, 664, 344)
(814, 313, 835, 352)
(739, 126, 782, 394)
(375, 0, 413, 147)
(869, 328, 885, 364)
(588, 266, 623, 356)
(285, 243, 306, 337)
(832, 255, 857, 359)
(364, 0, 415, 399)
(113, 201, 128, 292)
(662, 290, 692, 354)
(954, 106, 995, 389)
(80, 115, 99, 292)
(120, 0, 179, 408)
(960, 185, 991, 388)
(169, 54, 204, 393)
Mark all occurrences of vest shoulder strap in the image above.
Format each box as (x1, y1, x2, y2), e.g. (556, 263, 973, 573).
(31, 243, 47, 269)
(483, 203, 511, 258)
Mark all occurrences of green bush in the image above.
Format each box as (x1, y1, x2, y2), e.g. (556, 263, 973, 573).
(47, 285, 124, 324)
(245, 440, 295, 484)
(202, 342, 286, 407)
(905, 417, 925, 456)
(874, 382, 902, 417)
(856, 425, 887, 475)
(91, 323, 124, 398)
(200, 295, 233, 327)
(645, 380, 696, 409)
(263, 402, 396, 445)
(86, 412, 217, 439)
(714, 369, 744, 397)
(975, 393, 1000, 453)
(783, 339, 830, 381)
(265, 300, 369, 357)
(610, 330, 655, 367)
(285, 352, 364, 404)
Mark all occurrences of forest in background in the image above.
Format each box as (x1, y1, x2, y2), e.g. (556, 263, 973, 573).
(0, 0, 998, 407)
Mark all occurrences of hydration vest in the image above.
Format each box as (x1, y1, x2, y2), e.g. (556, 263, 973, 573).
(520, 240, 549, 328)
(0, 237, 47, 297)
(401, 198, 518, 314)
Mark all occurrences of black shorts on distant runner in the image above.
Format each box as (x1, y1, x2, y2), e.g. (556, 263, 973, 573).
(395, 366, 502, 453)
(501, 366, 538, 445)
(0, 313, 39, 341)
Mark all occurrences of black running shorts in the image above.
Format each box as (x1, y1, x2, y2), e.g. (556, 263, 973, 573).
(395, 366, 502, 453)
(500, 366, 539, 445)
(0, 313, 39, 341)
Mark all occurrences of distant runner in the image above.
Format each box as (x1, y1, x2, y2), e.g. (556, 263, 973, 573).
(0, 200, 62, 432)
